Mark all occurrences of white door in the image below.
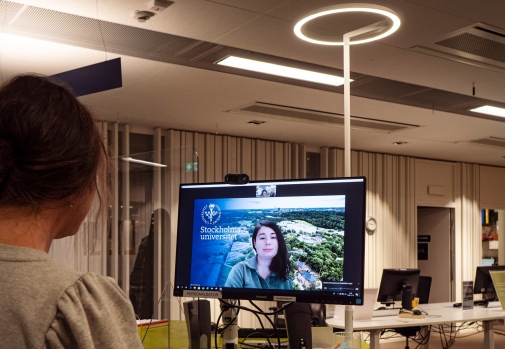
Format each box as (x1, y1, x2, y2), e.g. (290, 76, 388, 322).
(417, 207, 454, 303)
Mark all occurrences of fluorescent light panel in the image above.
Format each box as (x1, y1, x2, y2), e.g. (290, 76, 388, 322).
(470, 105, 505, 118)
(121, 157, 167, 167)
(217, 56, 347, 86)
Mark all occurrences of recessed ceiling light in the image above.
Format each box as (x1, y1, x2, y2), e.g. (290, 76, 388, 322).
(248, 120, 265, 125)
(470, 105, 505, 118)
(294, 4, 401, 46)
(393, 141, 408, 145)
(217, 56, 347, 86)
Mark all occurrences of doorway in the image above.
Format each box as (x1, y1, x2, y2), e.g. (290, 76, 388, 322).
(417, 207, 455, 303)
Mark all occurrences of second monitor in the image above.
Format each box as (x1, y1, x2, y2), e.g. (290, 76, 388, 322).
(474, 265, 505, 302)
(377, 269, 420, 310)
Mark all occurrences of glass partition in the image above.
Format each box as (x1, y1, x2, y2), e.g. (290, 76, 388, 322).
(113, 147, 198, 349)
(50, 145, 198, 348)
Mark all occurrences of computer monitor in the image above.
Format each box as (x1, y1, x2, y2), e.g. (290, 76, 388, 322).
(474, 265, 505, 300)
(377, 269, 420, 309)
(173, 176, 367, 305)
(481, 257, 495, 267)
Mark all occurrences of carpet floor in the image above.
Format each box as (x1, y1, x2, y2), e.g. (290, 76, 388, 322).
(377, 325, 505, 348)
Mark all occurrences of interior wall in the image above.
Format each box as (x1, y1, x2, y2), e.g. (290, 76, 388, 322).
(320, 149, 417, 288)
(50, 123, 496, 328)
(164, 133, 422, 327)
(49, 121, 109, 276)
(164, 130, 296, 327)
(458, 163, 481, 300)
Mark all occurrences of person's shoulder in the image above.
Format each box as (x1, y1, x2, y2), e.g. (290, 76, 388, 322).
(50, 272, 143, 348)
(55, 272, 130, 315)
(74, 272, 126, 298)
(230, 256, 256, 271)
(79, 272, 119, 285)
(244, 255, 257, 268)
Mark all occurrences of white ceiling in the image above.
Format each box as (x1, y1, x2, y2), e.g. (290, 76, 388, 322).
(3, 0, 505, 166)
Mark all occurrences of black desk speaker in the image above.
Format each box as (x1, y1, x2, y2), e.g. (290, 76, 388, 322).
(283, 302, 313, 349)
(184, 300, 211, 349)
(402, 285, 413, 311)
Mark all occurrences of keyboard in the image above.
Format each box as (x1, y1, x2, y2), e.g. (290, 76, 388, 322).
(474, 299, 489, 307)
(372, 308, 400, 317)
(487, 301, 501, 308)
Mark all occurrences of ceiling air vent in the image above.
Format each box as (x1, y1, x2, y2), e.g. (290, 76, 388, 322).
(411, 23, 505, 73)
(229, 102, 418, 133)
(464, 137, 505, 149)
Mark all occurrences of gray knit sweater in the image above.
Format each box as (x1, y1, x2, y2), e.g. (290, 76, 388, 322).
(0, 243, 143, 349)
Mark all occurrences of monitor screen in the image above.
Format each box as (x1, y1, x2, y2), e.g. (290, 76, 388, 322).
(377, 269, 420, 307)
(474, 265, 505, 298)
(173, 177, 367, 305)
(481, 257, 495, 267)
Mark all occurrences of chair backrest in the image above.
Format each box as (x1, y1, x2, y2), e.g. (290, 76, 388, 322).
(417, 276, 432, 304)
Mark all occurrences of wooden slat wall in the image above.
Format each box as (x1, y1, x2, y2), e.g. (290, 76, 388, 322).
(49, 124, 488, 329)
(153, 128, 164, 318)
(165, 130, 294, 327)
(49, 121, 111, 276)
(459, 163, 481, 299)
(320, 150, 417, 288)
(110, 123, 120, 280)
(165, 131, 419, 327)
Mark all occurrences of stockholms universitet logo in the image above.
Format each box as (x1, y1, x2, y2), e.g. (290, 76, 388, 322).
(201, 203, 221, 225)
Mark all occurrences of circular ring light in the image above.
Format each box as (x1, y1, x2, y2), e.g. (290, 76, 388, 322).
(294, 3, 401, 45)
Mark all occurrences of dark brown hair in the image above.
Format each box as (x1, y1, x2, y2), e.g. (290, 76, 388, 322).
(0, 74, 109, 208)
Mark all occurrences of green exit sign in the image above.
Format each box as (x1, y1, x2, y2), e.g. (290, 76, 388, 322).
(185, 162, 198, 172)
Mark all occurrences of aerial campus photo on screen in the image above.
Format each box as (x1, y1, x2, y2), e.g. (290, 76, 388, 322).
(190, 195, 346, 290)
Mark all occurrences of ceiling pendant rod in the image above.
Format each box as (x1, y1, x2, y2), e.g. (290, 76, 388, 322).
(343, 22, 388, 337)
(344, 34, 351, 177)
(343, 21, 387, 177)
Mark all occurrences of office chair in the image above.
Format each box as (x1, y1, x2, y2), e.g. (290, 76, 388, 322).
(417, 276, 432, 304)
(395, 276, 432, 349)
(269, 302, 327, 328)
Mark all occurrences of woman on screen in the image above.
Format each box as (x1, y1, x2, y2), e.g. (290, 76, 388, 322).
(225, 220, 292, 289)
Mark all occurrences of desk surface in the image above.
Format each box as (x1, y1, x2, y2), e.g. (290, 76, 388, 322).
(326, 302, 505, 330)
(327, 302, 505, 349)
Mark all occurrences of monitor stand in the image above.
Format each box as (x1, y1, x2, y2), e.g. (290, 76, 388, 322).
(220, 299, 238, 349)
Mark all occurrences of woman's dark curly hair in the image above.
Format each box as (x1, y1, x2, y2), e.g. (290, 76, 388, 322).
(0, 74, 109, 209)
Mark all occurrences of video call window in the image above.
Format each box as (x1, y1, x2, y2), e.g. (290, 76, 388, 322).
(173, 177, 366, 305)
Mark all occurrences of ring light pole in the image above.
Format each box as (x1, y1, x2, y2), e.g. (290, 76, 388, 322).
(343, 19, 390, 176)
(344, 31, 352, 178)
(294, 3, 401, 337)
(343, 23, 390, 336)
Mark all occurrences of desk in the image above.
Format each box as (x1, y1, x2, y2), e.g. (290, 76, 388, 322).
(137, 320, 170, 349)
(326, 302, 505, 349)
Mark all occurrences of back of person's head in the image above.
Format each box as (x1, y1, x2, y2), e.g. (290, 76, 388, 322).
(0, 74, 108, 209)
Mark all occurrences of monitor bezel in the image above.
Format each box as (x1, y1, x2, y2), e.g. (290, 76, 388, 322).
(377, 268, 421, 306)
(172, 176, 367, 305)
(474, 265, 505, 297)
